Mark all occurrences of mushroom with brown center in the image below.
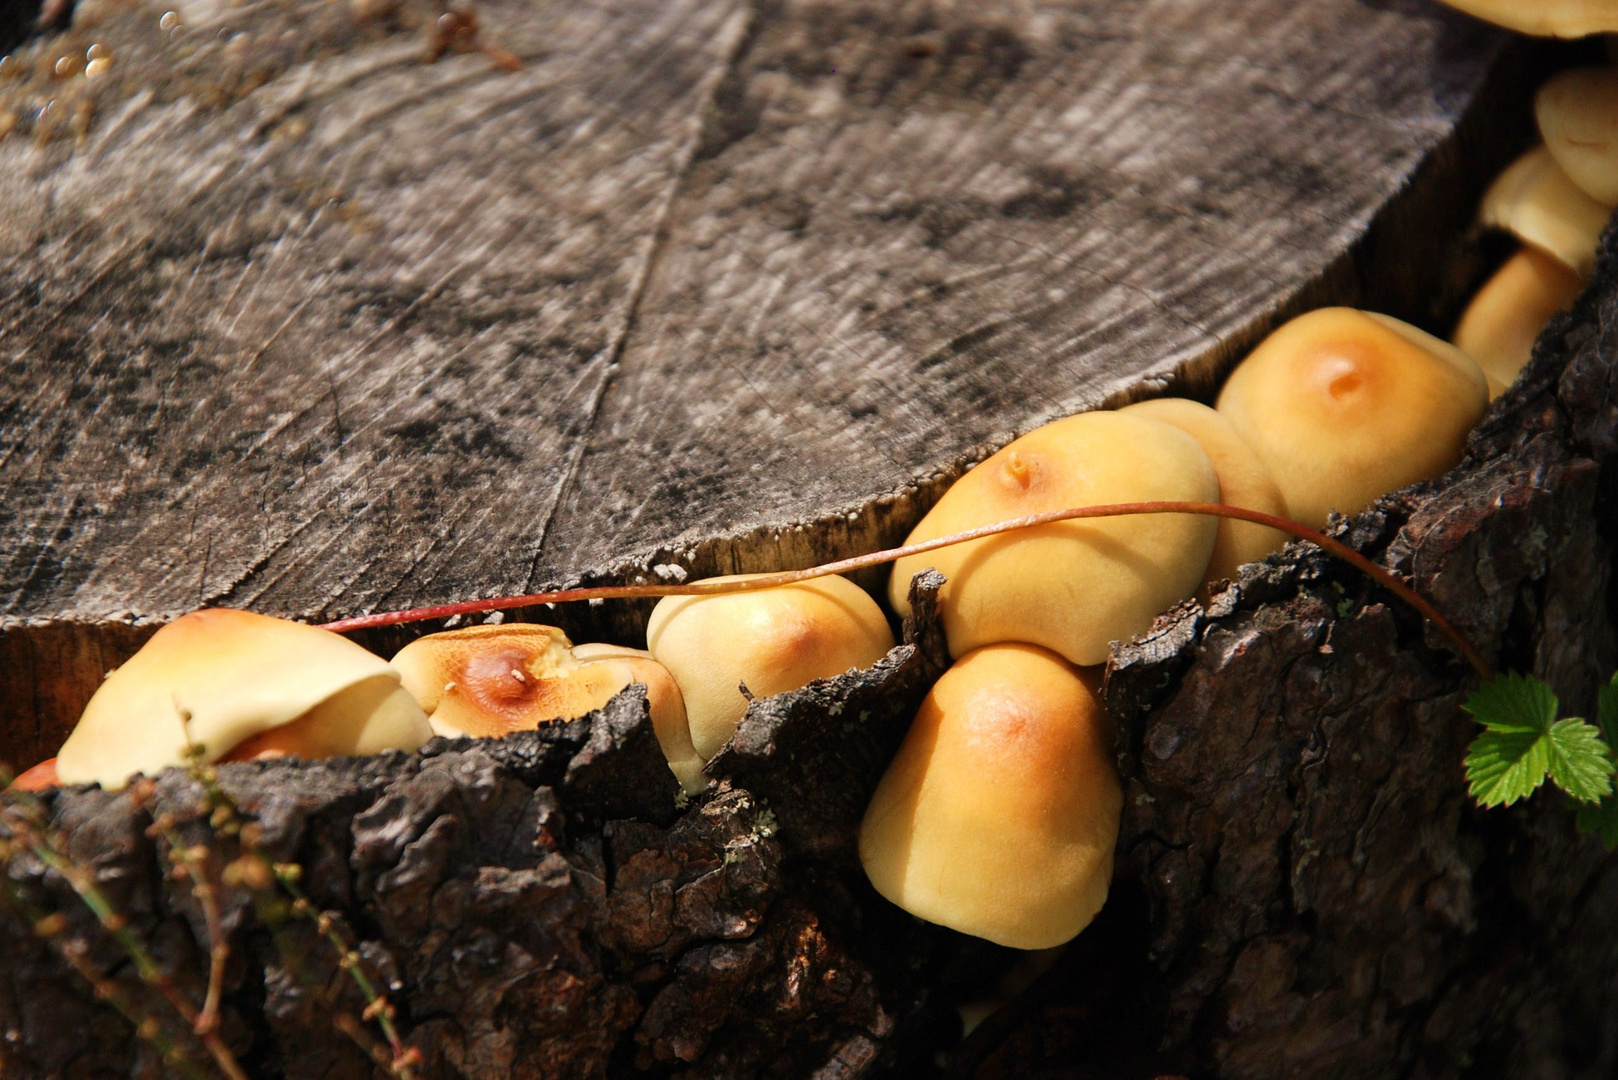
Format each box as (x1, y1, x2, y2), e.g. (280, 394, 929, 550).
(53, 608, 432, 790)
(887, 410, 1220, 666)
(1117, 397, 1289, 586)
(389, 624, 700, 789)
(1215, 308, 1489, 529)
(858, 642, 1122, 949)
(645, 574, 895, 764)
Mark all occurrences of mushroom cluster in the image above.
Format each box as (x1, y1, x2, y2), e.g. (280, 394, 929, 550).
(11, 11, 1614, 983)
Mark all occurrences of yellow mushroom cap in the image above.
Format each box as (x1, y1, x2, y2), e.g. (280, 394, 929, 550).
(646, 574, 895, 763)
(1453, 247, 1585, 394)
(858, 643, 1122, 950)
(1435, 0, 1618, 36)
(1215, 308, 1488, 530)
(1537, 66, 1618, 207)
(56, 609, 432, 790)
(886, 411, 1219, 667)
(1116, 398, 1289, 585)
(1480, 146, 1610, 278)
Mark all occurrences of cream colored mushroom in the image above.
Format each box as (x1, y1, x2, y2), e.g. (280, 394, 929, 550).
(1453, 247, 1584, 394)
(887, 410, 1219, 666)
(645, 574, 894, 763)
(1117, 397, 1289, 586)
(858, 643, 1121, 950)
(55, 609, 431, 790)
(1537, 66, 1618, 206)
(389, 624, 699, 787)
(1481, 146, 1610, 278)
(1216, 308, 1488, 529)
(1435, 0, 1618, 37)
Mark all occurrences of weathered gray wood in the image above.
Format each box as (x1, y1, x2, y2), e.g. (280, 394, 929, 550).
(0, 0, 1508, 636)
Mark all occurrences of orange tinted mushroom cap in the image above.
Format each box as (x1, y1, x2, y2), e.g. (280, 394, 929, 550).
(55, 609, 431, 790)
(887, 410, 1219, 666)
(1216, 308, 1488, 529)
(858, 643, 1122, 949)
(646, 575, 895, 764)
(1434, 0, 1618, 37)
(1117, 398, 1289, 585)
(1480, 146, 1610, 278)
(1537, 66, 1618, 206)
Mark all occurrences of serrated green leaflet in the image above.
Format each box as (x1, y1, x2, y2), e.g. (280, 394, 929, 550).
(1466, 724, 1553, 807)
(1545, 718, 1614, 804)
(1463, 673, 1615, 807)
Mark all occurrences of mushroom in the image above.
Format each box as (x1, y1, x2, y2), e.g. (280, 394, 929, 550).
(886, 410, 1219, 666)
(1116, 397, 1289, 586)
(389, 625, 699, 786)
(1480, 146, 1611, 278)
(54, 609, 432, 790)
(645, 574, 894, 763)
(1537, 65, 1618, 207)
(1453, 247, 1585, 395)
(1215, 308, 1489, 529)
(1435, 0, 1618, 36)
(858, 643, 1121, 950)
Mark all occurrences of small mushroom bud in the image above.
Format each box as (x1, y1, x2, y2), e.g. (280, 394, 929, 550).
(1537, 66, 1618, 206)
(1435, 0, 1618, 36)
(646, 574, 895, 763)
(1480, 146, 1610, 278)
(1453, 247, 1585, 394)
(1215, 308, 1489, 529)
(858, 643, 1121, 950)
(887, 411, 1219, 666)
(391, 623, 693, 758)
(55, 609, 432, 790)
(1117, 398, 1289, 585)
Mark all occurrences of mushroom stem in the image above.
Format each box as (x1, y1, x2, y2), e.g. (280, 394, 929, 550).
(319, 502, 1492, 680)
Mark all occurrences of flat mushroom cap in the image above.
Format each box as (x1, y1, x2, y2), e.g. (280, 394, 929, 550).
(1116, 398, 1289, 586)
(390, 624, 643, 731)
(858, 643, 1122, 950)
(646, 574, 895, 763)
(56, 608, 431, 790)
(1480, 146, 1611, 278)
(1216, 308, 1489, 530)
(1453, 247, 1585, 395)
(887, 410, 1220, 667)
(1436, 0, 1618, 36)
(1537, 66, 1618, 206)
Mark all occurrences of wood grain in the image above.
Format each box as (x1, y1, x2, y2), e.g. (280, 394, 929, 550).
(0, 0, 1517, 759)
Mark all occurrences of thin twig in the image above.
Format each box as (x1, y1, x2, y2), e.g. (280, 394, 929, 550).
(319, 501, 1492, 679)
(0, 871, 213, 1080)
(0, 793, 250, 1080)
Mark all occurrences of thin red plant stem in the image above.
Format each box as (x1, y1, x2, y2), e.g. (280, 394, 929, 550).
(319, 502, 1493, 680)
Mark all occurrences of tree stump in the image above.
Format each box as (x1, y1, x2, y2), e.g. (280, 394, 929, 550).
(3, 0, 1614, 1077)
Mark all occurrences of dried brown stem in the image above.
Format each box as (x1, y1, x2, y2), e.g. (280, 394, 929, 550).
(0, 865, 213, 1080)
(320, 501, 1492, 679)
(0, 783, 249, 1080)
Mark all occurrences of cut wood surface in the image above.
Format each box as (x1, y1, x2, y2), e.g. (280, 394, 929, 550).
(0, 0, 1511, 628)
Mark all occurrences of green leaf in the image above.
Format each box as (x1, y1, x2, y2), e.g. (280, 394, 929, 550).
(1545, 718, 1614, 804)
(1463, 673, 1615, 807)
(1466, 723, 1554, 807)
